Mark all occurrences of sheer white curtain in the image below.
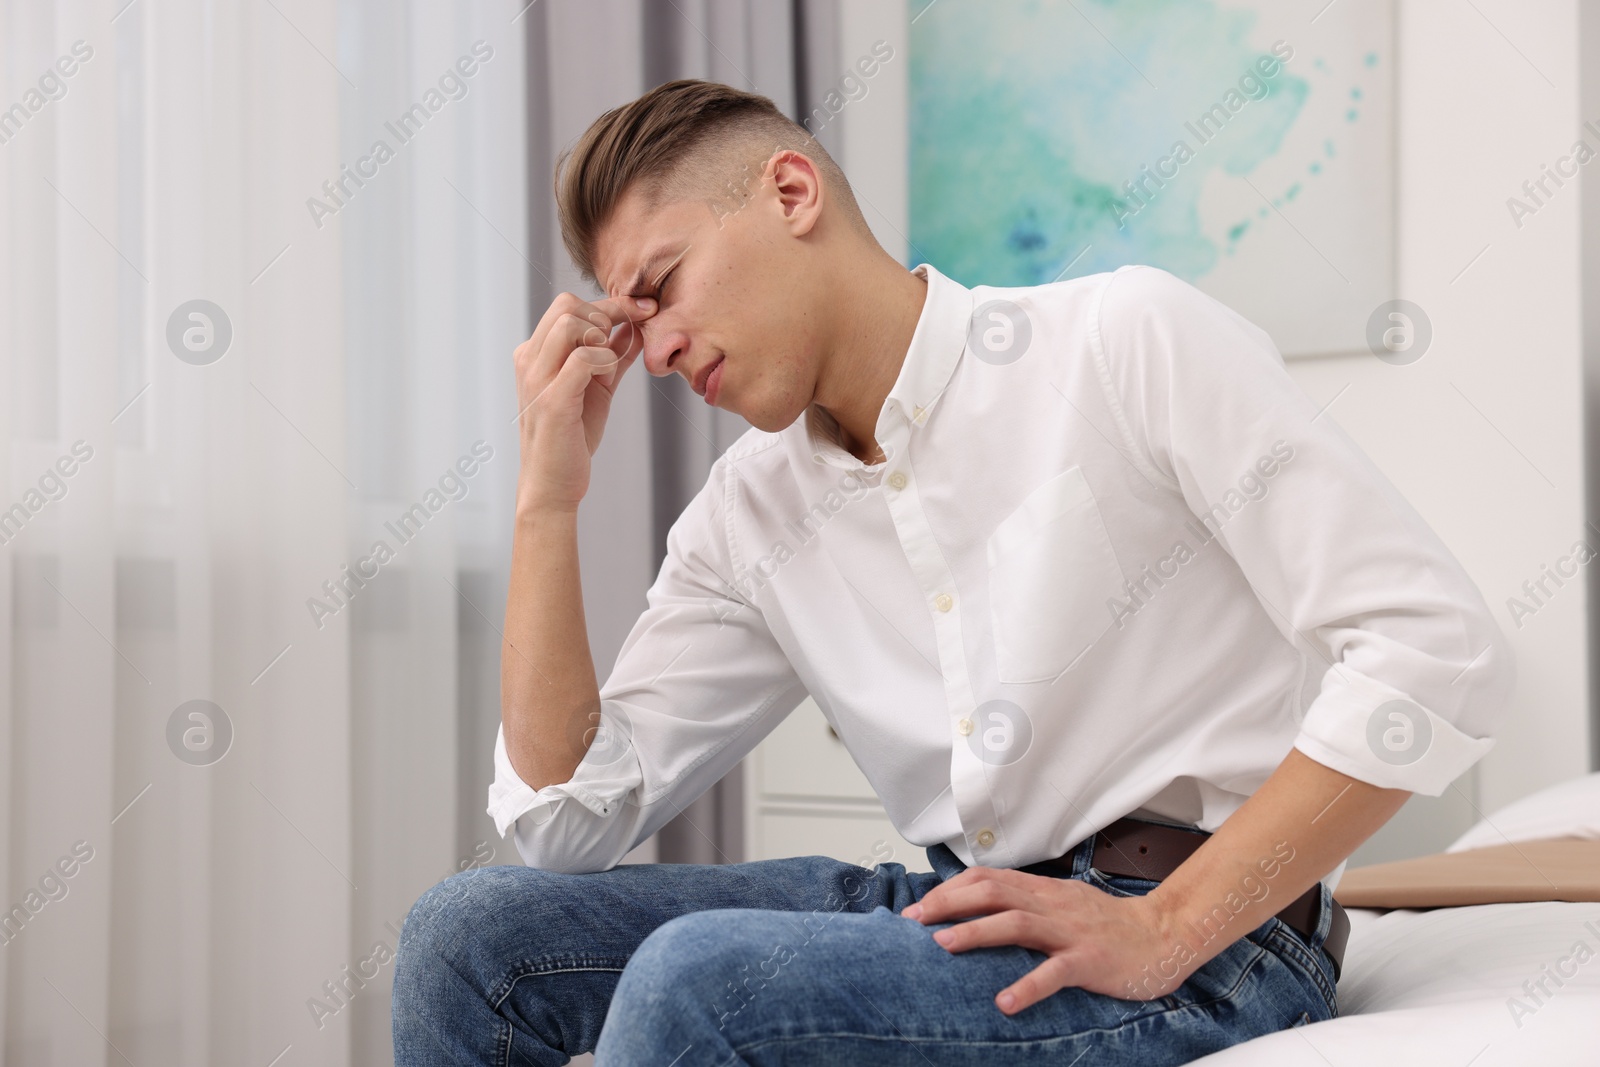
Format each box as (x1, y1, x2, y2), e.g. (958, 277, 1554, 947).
(1, 1, 525, 1064)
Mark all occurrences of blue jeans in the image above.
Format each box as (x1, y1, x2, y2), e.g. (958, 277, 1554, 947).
(392, 824, 1339, 1065)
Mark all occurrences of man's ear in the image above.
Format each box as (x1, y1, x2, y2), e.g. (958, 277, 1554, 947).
(766, 149, 824, 237)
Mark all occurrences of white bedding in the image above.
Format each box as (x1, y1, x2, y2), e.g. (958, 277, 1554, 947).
(1191, 900, 1600, 1064)
(1194, 770, 1600, 1063)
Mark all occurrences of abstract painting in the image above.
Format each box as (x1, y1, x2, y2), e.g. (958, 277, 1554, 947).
(908, 0, 1396, 357)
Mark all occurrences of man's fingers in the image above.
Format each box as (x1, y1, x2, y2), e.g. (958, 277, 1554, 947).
(597, 341, 642, 392)
(542, 345, 625, 407)
(996, 956, 1077, 1016)
(526, 293, 655, 369)
(556, 314, 625, 355)
(595, 296, 653, 364)
(929, 910, 1052, 954)
(905, 873, 1038, 923)
(570, 344, 624, 375)
(590, 294, 655, 330)
(574, 295, 654, 359)
(527, 309, 642, 392)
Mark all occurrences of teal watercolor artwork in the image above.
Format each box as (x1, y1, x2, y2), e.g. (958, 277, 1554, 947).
(908, 0, 1396, 356)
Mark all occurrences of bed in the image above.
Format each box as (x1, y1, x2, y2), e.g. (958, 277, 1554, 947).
(1193, 773, 1600, 1065)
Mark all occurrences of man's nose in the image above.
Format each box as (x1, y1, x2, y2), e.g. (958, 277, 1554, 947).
(641, 323, 688, 378)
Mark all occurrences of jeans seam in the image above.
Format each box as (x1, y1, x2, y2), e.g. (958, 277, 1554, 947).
(720, 975, 1262, 1062)
(488, 957, 631, 1012)
(492, 958, 632, 1067)
(1266, 922, 1338, 1014)
(719, 956, 1283, 1061)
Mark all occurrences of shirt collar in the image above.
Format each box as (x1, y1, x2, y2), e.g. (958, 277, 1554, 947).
(805, 262, 974, 468)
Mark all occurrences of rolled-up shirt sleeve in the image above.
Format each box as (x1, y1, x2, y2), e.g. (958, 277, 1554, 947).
(487, 449, 807, 873)
(1092, 264, 1517, 794)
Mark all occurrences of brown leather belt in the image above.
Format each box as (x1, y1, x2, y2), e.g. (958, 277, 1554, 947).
(1029, 816, 1350, 982)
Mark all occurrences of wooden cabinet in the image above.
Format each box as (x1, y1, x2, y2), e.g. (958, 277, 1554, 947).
(743, 697, 931, 872)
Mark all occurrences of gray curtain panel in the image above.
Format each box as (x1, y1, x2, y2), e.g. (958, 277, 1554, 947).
(521, 0, 841, 865)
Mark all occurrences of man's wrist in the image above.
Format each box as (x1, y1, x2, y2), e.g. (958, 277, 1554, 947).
(515, 495, 581, 526)
(1140, 889, 1199, 967)
(1138, 839, 1313, 981)
(1108, 892, 1204, 999)
(1135, 877, 1253, 992)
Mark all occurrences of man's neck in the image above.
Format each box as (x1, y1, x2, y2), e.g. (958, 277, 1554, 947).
(811, 252, 929, 465)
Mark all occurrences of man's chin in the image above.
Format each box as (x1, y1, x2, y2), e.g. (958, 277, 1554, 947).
(743, 399, 811, 435)
(745, 412, 790, 434)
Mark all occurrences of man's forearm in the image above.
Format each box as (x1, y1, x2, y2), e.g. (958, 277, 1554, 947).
(501, 504, 601, 791)
(1142, 748, 1410, 990)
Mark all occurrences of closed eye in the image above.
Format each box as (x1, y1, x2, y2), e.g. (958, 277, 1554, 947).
(639, 246, 689, 301)
(627, 268, 672, 302)
(631, 267, 674, 303)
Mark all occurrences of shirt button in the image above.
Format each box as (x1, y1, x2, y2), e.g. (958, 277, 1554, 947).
(888, 471, 908, 490)
(976, 829, 995, 848)
(935, 593, 953, 612)
(956, 717, 973, 736)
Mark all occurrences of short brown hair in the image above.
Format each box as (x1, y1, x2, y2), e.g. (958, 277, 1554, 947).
(555, 79, 865, 284)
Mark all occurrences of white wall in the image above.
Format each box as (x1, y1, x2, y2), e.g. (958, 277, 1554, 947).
(832, 0, 1591, 857)
(1293, 0, 1588, 814)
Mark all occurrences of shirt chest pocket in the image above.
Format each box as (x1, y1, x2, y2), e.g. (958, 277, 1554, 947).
(986, 466, 1127, 684)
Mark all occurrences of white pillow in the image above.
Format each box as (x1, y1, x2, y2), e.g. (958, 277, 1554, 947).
(1446, 771, 1600, 852)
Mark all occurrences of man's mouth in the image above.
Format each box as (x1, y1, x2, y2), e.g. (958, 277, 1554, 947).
(694, 356, 726, 404)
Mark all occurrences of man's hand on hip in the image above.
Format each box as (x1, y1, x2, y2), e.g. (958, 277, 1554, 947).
(902, 866, 1189, 1013)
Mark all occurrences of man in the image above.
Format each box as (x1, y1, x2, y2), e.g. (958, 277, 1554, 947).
(392, 79, 1515, 1065)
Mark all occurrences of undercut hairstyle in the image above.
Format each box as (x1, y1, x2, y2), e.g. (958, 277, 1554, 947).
(555, 79, 870, 285)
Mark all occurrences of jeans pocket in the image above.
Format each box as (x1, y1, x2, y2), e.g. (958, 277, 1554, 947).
(1265, 919, 1338, 1019)
(1079, 866, 1160, 899)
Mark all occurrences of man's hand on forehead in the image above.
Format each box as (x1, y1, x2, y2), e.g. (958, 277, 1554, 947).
(580, 296, 655, 361)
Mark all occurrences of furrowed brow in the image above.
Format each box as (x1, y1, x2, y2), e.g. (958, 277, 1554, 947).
(611, 249, 671, 299)
(611, 245, 689, 299)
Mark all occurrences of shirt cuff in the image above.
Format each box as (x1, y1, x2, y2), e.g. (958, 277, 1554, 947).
(486, 710, 642, 838)
(1292, 665, 1495, 795)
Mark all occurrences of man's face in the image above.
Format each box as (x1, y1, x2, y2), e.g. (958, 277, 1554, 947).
(593, 165, 824, 433)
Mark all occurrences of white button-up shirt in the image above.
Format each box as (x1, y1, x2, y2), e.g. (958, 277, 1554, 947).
(489, 262, 1516, 888)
